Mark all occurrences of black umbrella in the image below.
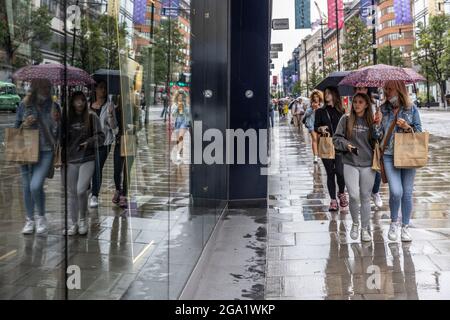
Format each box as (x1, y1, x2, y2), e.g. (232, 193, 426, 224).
(315, 71, 354, 97)
(92, 69, 131, 95)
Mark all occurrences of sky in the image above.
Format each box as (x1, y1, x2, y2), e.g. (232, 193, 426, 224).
(271, 0, 330, 82)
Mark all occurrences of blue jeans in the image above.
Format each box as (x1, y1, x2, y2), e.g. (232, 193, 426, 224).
(269, 110, 275, 127)
(20, 151, 54, 220)
(383, 155, 416, 225)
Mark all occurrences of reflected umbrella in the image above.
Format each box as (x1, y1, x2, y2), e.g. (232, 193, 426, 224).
(13, 63, 95, 86)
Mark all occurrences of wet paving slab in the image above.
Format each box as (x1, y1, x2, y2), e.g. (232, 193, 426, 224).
(0, 107, 222, 300)
(266, 114, 450, 300)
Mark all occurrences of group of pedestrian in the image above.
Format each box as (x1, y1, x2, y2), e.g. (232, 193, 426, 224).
(288, 80, 423, 243)
(16, 79, 135, 237)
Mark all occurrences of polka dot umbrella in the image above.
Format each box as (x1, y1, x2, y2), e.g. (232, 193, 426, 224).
(339, 64, 426, 88)
(13, 63, 95, 86)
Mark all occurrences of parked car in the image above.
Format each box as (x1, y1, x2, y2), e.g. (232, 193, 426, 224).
(0, 82, 21, 112)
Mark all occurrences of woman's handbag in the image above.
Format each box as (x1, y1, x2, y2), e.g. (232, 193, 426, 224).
(318, 132, 335, 159)
(394, 131, 429, 168)
(372, 142, 381, 172)
(4, 127, 39, 164)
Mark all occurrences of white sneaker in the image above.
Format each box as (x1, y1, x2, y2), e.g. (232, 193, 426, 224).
(22, 219, 35, 235)
(372, 193, 383, 208)
(388, 222, 398, 241)
(350, 223, 359, 240)
(401, 225, 412, 242)
(64, 224, 78, 236)
(89, 195, 99, 208)
(36, 216, 48, 235)
(78, 219, 88, 235)
(361, 228, 372, 242)
(313, 156, 319, 164)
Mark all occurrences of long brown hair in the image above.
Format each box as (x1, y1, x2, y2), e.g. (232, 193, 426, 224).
(383, 80, 413, 109)
(24, 79, 52, 107)
(324, 87, 343, 113)
(69, 91, 91, 134)
(346, 93, 374, 142)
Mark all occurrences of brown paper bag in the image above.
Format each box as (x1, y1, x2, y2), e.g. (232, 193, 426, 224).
(394, 131, 429, 169)
(120, 134, 137, 157)
(4, 127, 39, 164)
(372, 142, 381, 172)
(318, 133, 335, 159)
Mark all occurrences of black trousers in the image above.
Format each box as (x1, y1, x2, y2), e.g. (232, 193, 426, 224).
(321, 154, 346, 200)
(91, 145, 111, 197)
(113, 141, 134, 196)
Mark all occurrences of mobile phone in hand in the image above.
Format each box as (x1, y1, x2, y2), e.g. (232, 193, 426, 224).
(351, 147, 359, 155)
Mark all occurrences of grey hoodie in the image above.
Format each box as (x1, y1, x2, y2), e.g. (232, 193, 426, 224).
(333, 115, 382, 167)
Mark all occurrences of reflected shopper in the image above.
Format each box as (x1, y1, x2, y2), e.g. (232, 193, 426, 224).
(172, 90, 192, 162)
(16, 79, 61, 235)
(112, 96, 134, 208)
(65, 92, 105, 236)
(89, 81, 117, 208)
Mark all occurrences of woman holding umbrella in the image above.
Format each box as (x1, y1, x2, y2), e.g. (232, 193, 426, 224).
(354, 86, 383, 209)
(15, 79, 61, 235)
(380, 80, 422, 242)
(314, 86, 348, 211)
(89, 80, 117, 208)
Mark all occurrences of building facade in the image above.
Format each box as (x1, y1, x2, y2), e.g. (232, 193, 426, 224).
(376, 0, 415, 67)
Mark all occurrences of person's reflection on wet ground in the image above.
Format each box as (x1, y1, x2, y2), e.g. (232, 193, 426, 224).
(324, 214, 352, 299)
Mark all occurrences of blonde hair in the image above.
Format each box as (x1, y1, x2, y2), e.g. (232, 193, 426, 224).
(172, 90, 190, 107)
(384, 80, 413, 109)
(309, 89, 323, 104)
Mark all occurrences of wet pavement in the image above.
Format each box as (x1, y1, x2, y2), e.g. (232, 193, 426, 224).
(266, 112, 450, 300)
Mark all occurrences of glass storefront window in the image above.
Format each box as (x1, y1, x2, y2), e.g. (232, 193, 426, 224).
(0, 0, 226, 300)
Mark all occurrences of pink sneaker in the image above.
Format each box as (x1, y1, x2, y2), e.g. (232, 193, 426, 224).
(329, 200, 338, 211)
(338, 192, 349, 208)
(112, 190, 120, 204)
(119, 196, 128, 208)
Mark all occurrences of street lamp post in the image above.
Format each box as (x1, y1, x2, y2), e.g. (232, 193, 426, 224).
(389, 38, 392, 65)
(304, 39, 309, 97)
(335, 0, 341, 71)
(314, 1, 326, 78)
(371, 0, 377, 64)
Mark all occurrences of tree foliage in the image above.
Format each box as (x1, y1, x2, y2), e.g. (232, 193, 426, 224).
(153, 19, 187, 86)
(0, 0, 52, 68)
(341, 16, 372, 70)
(307, 63, 323, 92)
(413, 14, 450, 104)
(377, 45, 404, 67)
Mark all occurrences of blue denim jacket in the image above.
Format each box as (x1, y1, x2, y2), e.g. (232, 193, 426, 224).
(380, 101, 422, 155)
(303, 106, 315, 131)
(15, 98, 60, 152)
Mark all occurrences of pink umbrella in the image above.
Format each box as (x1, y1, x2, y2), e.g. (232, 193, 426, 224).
(13, 63, 95, 86)
(403, 67, 426, 83)
(339, 64, 425, 87)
